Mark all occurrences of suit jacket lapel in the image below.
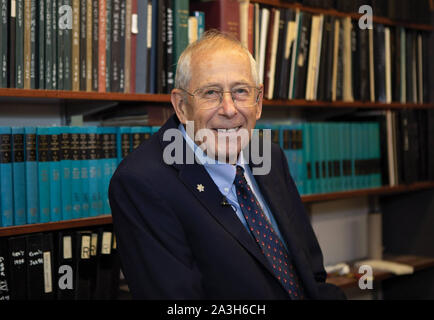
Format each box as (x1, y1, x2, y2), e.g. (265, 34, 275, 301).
(158, 116, 277, 279)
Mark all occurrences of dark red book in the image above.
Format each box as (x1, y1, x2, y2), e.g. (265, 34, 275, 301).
(190, 0, 240, 40)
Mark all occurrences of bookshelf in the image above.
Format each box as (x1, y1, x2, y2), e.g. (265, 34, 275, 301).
(0, 0, 432, 300)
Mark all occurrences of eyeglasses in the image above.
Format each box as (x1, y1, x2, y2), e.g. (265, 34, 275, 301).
(179, 85, 261, 110)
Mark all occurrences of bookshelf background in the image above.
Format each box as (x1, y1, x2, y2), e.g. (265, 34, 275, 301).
(0, 0, 433, 300)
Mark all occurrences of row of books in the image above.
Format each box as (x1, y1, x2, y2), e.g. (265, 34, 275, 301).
(0, 125, 160, 227)
(0, 226, 120, 300)
(213, 1, 431, 103)
(296, 0, 432, 25)
(257, 122, 382, 195)
(0, 0, 202, 94)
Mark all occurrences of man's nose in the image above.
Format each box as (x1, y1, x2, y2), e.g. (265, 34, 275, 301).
(220, 92, 238, 117)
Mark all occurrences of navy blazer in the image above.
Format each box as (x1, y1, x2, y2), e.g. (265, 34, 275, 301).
(109, 115, 346, 300)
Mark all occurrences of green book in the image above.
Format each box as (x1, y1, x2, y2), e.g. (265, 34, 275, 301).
(45, 0, 52, 89)
(173, 0, 189, 80)
(63, 0, 72, 90)
(57, 0, 65, 90)
(16, 0, 24, 88)
(30, 0, 37, 89)
(38, 0, 45, 89)
(0, 0, 7, 87)
(52, 0, 57, 89)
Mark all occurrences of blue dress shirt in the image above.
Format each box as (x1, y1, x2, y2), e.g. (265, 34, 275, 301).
(178, 124, 288, 248)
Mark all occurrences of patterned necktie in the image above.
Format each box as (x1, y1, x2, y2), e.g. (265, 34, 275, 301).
(233, 165, 305, 300)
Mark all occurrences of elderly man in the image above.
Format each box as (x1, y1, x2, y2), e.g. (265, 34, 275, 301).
(109, 30, 345, 300)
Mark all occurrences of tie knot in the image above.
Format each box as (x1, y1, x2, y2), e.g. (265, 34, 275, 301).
(234, 165, 247, 187)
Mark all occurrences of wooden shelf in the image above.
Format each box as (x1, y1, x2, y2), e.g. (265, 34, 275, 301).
(301, 181, 434, 203)
(0, 215, 112, 237)
(326, 255, 434, 289)
(252, 0, 434, 31)
(0, 88, 432, 109)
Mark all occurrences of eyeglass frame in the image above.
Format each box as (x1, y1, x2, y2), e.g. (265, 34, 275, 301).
(178, 85, 263, 109)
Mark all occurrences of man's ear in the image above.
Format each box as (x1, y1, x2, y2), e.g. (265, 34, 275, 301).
(255, 84, 263, 120)
(171, 89, 189, 124)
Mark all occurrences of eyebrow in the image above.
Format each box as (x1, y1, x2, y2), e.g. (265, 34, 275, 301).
(201, 81, 252, 88)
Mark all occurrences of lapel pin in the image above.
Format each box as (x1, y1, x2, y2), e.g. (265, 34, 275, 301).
(197, 184, 205, 192)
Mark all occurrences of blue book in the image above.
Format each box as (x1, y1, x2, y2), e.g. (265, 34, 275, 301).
(79, 127, 90, 218)
(70, 127, 82, 219)
(316, 123, 325, 193)
(88, 127, 102, 217)
(194, 11, 205, 39)
(302, 123, 312, 195)
(310, 123, 318, 194)
(0, 127, 14, 226)
(336, 123, 345, 192)
(117, 127, 132, 164)
(344, 123, 353, 190)
(372, 123, 382, 187)
(323, 123, 331, 193)
(24, 127, 39, 224)
(12, 127, 26, 225)
(361, 123, 369, 189)
(350, 123, 358, 190)
(48, 127, 61, 222)
(60, 127, 72, 220)
(36, 127, 51, 223)
(101, 127, 115, 215)
(108, 128, 118, 214)
(294, 123, 304, 195)
(131, 126, 152, 151)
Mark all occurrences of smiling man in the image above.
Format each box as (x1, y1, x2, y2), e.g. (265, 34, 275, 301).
(109, 30, 345, 300)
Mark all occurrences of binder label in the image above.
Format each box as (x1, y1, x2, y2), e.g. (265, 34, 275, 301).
(43, 252, 53, 293)
(63, 236, 72, 259)
(102, 232, 112, 255)
(81, 235, 91, 259)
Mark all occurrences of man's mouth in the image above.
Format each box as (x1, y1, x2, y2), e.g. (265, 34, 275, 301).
(214, 126, 242, 133)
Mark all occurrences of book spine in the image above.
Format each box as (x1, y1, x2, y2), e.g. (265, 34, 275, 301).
(0, 127, 13, 226)
(8, 236, 27, 299)
(149, 0, 157, 94)
(63, 0, 72, 91)
(124, 0, 131, 93)
(44, 0, 52, 89)
(70, 127, 82, 219)
(0, 0, 7, 87)
(57, 0, 64, 90)
(0, 239, 11, 300)
(73, 0, 81, 91)
(145, 1, 152, 92)
(130, 0, 137, 93)
(88, 127, 102, 217)
(37, 127, 50, 223)
(79, 0, 87, 91)
(173, 0, 189, 86)
(9, 0, 16, 88)
(135, 0, 148, 93)
(30, 0, 36, 89)
(100, 128, 110, 215)
(98, 0, 106, 92)
(86, 0, 93, 91)
(12, 127, 26, 226)
(23, 0, 30, 88)
(48, 127, 62, 222)
(105, 0, 112, 92)
(26, 234, 44, 299)
(110, 0, 121, 92)
(38, 0, 45, 89)
(92, 0, 98, 91)
(16, 0, 24, 88)
(157, 0, 166, 94)
(119, 0, 126, 92)
(165, 0, 173, 93)
(24, 127, 39, 224)
(108, 129, 118, 213)
(51, 0, 57, 89)
(60, 128, 73, 221)
(79, 128, 90, 218)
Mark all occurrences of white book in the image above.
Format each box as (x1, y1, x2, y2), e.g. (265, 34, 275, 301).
(331, 18, 340, 102)
(343, 17, 353, 102)
(258, 8, 270, 85)
(385, 27, 392, 104)
(254, 3, 260, 63)
(266, 9, 280, 100)
(284, 15, 297, 99)
(306, 15, 320, 100)
(239, 0, 250, 49)
(312, 15, 324, 100)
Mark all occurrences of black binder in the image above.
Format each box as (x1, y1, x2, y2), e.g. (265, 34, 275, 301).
(56, 231, 75, 300)
(74, 230, 93, 300)
(8, 235, 27, 300)
(26, 233, 45, 299)
(0, 238, 11, 300)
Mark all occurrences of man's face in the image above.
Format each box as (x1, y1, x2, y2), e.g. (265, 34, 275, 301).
(175, 46, 263, 163)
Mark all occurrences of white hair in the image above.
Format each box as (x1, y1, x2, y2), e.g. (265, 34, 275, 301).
(174, 30, 259, 90)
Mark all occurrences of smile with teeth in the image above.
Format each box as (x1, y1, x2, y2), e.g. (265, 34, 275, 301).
(215, 126, 241, 133)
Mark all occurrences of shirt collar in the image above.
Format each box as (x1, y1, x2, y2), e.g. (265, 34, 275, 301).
(178, 123, 248, 196)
